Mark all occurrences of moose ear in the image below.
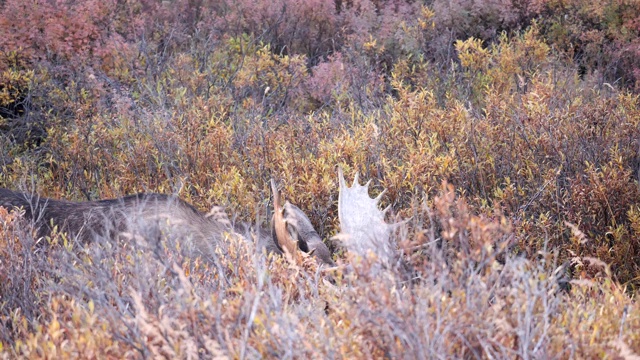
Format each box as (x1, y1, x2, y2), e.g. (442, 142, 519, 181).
(295, 226, 310, 253)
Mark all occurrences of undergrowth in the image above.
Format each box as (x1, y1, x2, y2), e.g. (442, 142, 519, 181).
(1, 0, 640, 358)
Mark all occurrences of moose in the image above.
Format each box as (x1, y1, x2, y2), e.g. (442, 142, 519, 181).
(0, 169, 399, 265)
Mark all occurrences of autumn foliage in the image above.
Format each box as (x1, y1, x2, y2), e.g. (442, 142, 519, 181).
(1, 0, 640, 358)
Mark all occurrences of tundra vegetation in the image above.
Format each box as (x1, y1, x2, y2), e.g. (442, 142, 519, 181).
(1, 0, 640, 358)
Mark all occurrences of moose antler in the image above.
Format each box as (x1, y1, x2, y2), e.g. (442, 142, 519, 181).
(270, 179, 299, 258)
(337, 168, 398, 263)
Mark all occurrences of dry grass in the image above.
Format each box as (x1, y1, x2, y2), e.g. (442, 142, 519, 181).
(1, 0, 640, 358)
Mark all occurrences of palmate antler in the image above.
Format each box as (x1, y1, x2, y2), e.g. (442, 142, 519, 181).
(336, 168, 398, 264)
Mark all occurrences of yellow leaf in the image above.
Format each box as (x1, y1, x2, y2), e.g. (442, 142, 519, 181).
(49, 319, 60, 333)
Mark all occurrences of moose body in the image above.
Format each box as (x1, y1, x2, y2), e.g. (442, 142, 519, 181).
(0, 186, 335, 264)
(0, 188, 233, 253)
